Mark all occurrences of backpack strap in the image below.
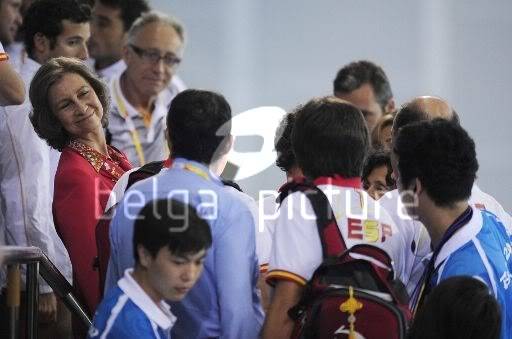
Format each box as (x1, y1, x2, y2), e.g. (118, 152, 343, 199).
(126, 160, 166, 190)
(222, 179, 243, 192)
(278, 179, 347, 258)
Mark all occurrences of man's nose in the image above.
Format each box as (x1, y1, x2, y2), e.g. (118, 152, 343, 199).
(78, 43, 89, 61)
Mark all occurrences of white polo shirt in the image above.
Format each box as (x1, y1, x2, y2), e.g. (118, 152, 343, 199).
(108, 73, 171, 167)
(256, 193, 280, 272)
(267, 178, 407, 286)
(89, 268, 176, 339)
(0, 57, 72, 292)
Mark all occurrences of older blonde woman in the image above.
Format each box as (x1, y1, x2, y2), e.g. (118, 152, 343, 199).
(30, 57, 132, 315)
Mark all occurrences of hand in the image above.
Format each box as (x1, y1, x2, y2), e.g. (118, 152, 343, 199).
(39, 292, 57, 323)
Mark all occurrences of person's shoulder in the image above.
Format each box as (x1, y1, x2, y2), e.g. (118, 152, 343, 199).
(442, 241, 486, 276)
(94, 285, 125, 314)
(55, 149, 96, 182)
(89, 287, 157, 338)
(223, 185, 256, 207)
(58, 147, 91, 167)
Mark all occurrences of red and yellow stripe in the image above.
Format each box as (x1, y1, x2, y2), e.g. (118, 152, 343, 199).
(259, 263, 269, 273)
(0, 53, 9, 61)
(266, 269, 307, 287)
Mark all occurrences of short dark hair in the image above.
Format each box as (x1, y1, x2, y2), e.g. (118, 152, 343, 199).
(97, 0, 150, 32)
(394, 119, 478, 207)
(292, 97, 369, 179)
(408, 276, 501, 339)
(30, 57, 110, 151)
(275, 112, 296, 173)
(133, 199, 212, 262)
(21, 0, 91, 58)
(393, 104, 460, 132)
(333, 60, 393, 111)
(167, 89, 232, 164)
(362, 150, 395, 188)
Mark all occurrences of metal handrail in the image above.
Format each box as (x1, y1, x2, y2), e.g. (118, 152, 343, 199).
(2, 246, 92, 338)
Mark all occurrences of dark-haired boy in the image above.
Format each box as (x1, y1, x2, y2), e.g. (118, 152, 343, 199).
(89, 199, 212, 338)
(362, 149, 396, 200)
(262, 97, 407, 338)
(393, 119, 512, 339)
(379, 96, 512, 298)
(107, 89, 264, 338)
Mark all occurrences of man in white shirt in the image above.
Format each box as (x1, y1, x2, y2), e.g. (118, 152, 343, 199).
(107, 11, 185, 166)
(88, 0, 185, 103)
(0, 0, 24, 105)
(262, 97, 407, 338)
(0, 0, 90, 334)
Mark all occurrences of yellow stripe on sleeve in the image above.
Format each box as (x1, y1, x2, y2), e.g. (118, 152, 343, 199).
(266, 269, 307, 287)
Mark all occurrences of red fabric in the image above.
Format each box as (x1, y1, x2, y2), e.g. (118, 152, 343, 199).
(96, 216, 112, 297)
(53, 145, 131, 315)
(292, 292, 406, 339)
(313, 175, 362, 189)
(163, 157, 173, 168)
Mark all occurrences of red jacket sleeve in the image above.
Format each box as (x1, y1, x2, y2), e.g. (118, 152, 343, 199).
(53, 156, 103, 314)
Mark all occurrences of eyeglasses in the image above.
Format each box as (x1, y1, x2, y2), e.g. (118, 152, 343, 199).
(129, 44, 181, 68)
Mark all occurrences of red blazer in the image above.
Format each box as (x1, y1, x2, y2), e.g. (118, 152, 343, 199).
(53, 141, 131, 315)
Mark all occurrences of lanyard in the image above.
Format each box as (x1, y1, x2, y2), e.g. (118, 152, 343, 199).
(173, 160, 214, 182)
(114, 79, 146, 166)
(412, 206, 473, 314)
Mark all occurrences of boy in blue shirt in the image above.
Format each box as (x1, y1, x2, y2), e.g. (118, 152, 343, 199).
(393, 119, 512, 339)
(88, 198, 212, 339)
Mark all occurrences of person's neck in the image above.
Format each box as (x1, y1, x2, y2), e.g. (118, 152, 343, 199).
(120, 72, 156, 114)
(421, 200, 470, 249)
(209, 153, 229, 177)
(75, 130, 109, 156)
(95, 57, 120, 72)
(131, 267, 163, 307)
(286, 166, 304, 181)
(31, 51, 47, 65)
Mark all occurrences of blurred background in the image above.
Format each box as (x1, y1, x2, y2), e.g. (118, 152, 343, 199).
(154, 0, 512, 210)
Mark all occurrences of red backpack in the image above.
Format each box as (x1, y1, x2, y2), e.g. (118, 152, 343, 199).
(279, 180, 411, 339)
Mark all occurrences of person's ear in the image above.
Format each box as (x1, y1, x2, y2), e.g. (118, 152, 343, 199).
(413, 178, 423, 195)
(137, 245, 152, 269)
(385, 98, 396, 114)
(122, 44, 131, 64)
(165, 127, 172, 155)
(224, 134, 234, 154)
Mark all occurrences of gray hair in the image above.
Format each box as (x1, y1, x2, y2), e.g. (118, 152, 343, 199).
(127, 10, 185, 45)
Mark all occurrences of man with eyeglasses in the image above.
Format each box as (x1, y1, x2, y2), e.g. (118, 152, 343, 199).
(107, 10, 185, 166)
(89, 0, 186, 90)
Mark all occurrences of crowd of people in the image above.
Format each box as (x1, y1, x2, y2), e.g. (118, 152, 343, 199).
(0, 0, 511, 339)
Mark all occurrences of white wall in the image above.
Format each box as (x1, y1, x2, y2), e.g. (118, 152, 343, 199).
(153, 0, 512, 210)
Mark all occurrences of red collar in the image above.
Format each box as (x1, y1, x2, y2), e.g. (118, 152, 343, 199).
(163, 158, 173, 168)
(277, 175, 361, 191)
(313, 175, 362, 189)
